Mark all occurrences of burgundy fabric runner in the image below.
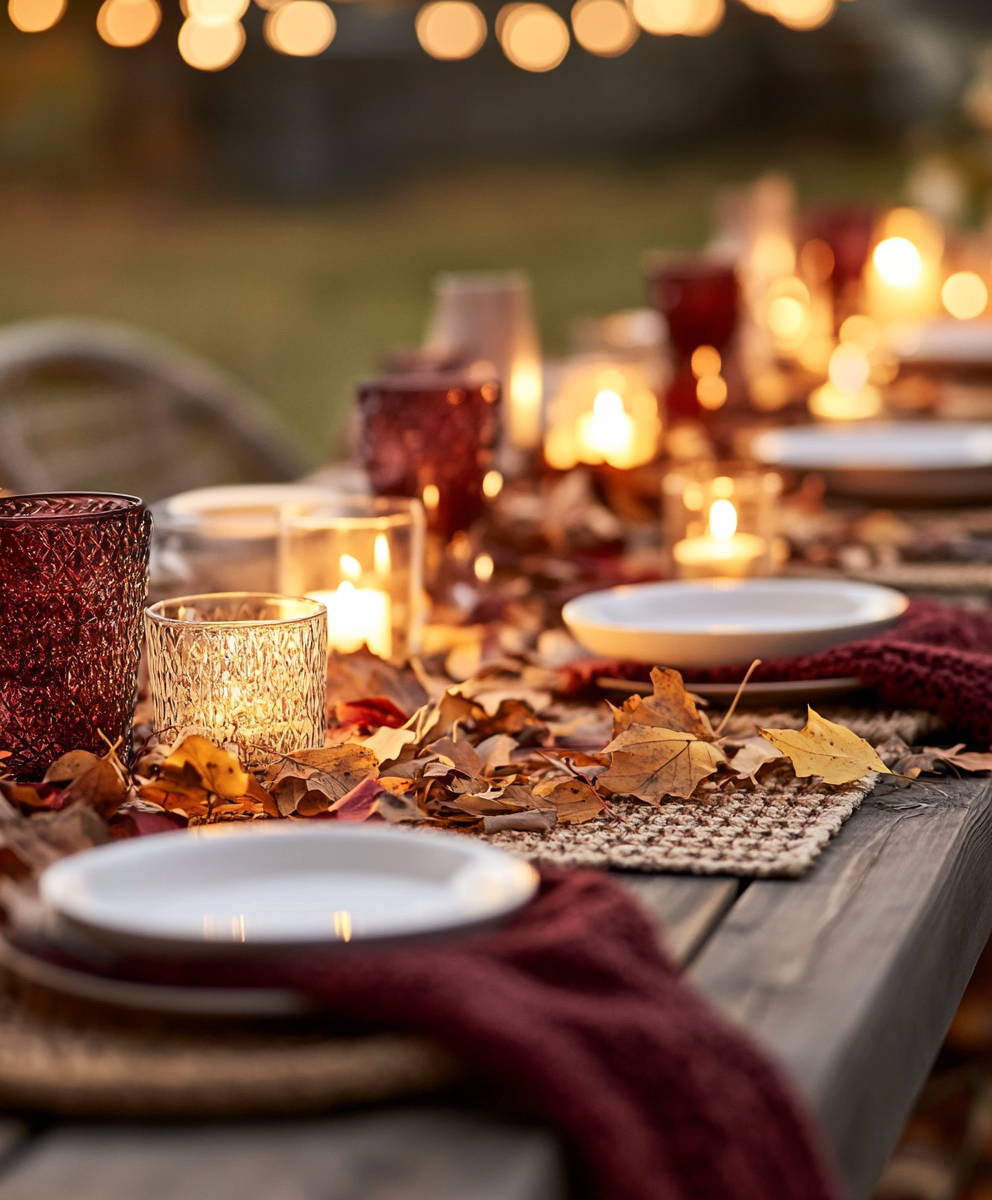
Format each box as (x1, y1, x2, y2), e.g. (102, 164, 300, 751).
(247, 870, 837, 1200)
(563, 598, 992, 745)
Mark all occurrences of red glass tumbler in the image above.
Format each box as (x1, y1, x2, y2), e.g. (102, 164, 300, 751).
(357, 373, 499, 540)
(650, 258, 739, 423)
(0, 493, 151, 778)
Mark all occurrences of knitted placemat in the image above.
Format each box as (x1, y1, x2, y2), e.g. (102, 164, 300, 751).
(0, 975, 457, 1118)
(482, 709, 940, 879)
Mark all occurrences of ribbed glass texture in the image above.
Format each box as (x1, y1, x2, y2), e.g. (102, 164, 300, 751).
(144, 593, 327, 769)
(0, 493, 151, 779)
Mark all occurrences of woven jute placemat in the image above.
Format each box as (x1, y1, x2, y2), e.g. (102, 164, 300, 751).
(0, 975, 457, 1118)
(482, 710, 939, 879)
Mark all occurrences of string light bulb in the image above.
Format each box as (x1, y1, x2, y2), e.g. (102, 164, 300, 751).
(178, 16, 245, 68)
(96, 0, 160, 44)
(8, 0, 64, 32)
(264, 0, 336, 55)
(498, 2, 569, 70)
(416, 0, 487, 58)
(570, 0, 637, 54)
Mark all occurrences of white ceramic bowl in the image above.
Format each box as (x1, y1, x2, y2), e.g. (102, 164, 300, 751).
(40, 824, 538, 957)
(562, 578, 908, 668)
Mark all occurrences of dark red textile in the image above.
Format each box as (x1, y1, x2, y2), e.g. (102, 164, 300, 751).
(563, 598, 992, 745)
(263, 869, 837, 1200)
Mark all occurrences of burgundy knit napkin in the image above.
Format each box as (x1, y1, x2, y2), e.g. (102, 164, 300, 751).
(563, 598, 992, 745)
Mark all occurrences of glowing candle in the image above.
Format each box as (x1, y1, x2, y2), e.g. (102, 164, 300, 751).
(307, 554, 392, 659)
(672, 497, 768, 578)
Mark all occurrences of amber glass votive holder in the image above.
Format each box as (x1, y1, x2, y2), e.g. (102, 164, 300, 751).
(0, 493, 151, 779)
(144, 593, 327, 770)
(356, 372, 499, 540)
(279, 497, 424, 664)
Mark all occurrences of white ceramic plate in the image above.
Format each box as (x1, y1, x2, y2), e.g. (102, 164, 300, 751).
(752, 421, 992, 499)
(562, 578, 908, 668)
(885, 317, 992, 365)
(40, 825, 538, 957)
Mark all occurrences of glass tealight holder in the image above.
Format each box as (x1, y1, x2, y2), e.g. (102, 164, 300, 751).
(663, 465, 781, 579)
(144, 593, 327, 770)
(279, 497, 425, 663)
(0, 493, 151, 779)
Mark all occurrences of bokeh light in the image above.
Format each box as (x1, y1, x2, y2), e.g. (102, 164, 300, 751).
(872, 237, 923, 288)
(766, 0, 834, 30)
(187, 0, 247, 21)
(942, 271, 989, 321)
(696, 373, 727, 410)
(265, 0, 336, 55)
(681, 0, 722, 35)
(838, 314, 879, 353)
(8, 0, 64, 32)
(482, 469, 504, 498)
(416, 0, 486, 59)
(178, 17, 245, 68)
(96, 0, 161, 44)
(630, 0, 692, 34)
(499, 3, 569, 71)
(570, 0, 637, 55)
(828, 343, 871, 392)
(690, 344, 721, 377)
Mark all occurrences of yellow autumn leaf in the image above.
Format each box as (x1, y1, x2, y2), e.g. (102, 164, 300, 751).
(759, 708, 892, 785)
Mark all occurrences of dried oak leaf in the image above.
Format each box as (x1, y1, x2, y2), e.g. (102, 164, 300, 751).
(610, 667, 712, 740)
(43, 748, 128, 818)
(760, 708, 891, 786)
(597, 725, 726, 804)
(266, 744, 379, 807)
(533, 778, 603, 824)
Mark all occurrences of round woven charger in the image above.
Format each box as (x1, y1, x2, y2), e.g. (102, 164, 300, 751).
(0, 972, 460, 1118)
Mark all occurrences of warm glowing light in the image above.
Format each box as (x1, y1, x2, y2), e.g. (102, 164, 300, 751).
(576, 390, 636, 465)
(339, 553, 362, 582)
(696, 374, 727, 410)
(767, 295, 806, 338)
(690, 344, 721, 377)
(942, 271, 989, 321)
(681, 0, 722, 35)
(499, 2, 569, 71)
(799, 239, 834, 284)
(570, 0, 636, 54)
(839, 314, 879, 353)
(752, 232, 796, 279)
(8, 0, 64, 31)
(264, 0, 335, 54)
(373, 534, 391, 577)
(187, 0, 246, 22)
(766, 0, 834, 30)
(873, 237, 922, 288)
(178, 17, 244, 67)
(482, 469, 504, 499)
(508, 361, 543, 447)
(422, 484, 440, 511)
(708, 498, 737, 539)
(630, 0, 722, 34)
(96, 0, 160, 44)
(415, 0, 486, 59)
(474, 553, 494, 582)
(808, 382, 883, 421)
(309, 583, 392, 659)
(828, 343, 871, 392)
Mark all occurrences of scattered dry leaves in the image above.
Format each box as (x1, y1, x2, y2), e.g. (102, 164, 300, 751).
(598, 726, 726, 804)
(760, 708, 891, 786)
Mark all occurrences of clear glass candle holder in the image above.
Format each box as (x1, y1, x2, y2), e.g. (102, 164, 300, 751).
(144, 593, 327, 769)
(663, 465, 781, 579)
(279, 497, 424, 663)
(0, 493, 151, 779)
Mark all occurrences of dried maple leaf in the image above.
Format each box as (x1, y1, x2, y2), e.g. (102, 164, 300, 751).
(598, 725, 726, 804)
(610, 668, 711, 740)
(266, 744, 378, 807)
(726, 737, 784, 783)
(43, 748, 128, 818)
(760, 708, 892, 786)
(162, 736, 251, 799)
(534, 778, 603, 824)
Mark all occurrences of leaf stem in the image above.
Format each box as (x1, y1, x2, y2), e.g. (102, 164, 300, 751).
(714, 659, 762, 737)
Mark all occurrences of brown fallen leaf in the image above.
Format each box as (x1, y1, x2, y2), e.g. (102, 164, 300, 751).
(43, 748, 128, 818)
(610, 667, 711, 740)
(362, 726, 417, 766)
(534, 778, 604, 824)
(266, 744, 379, 810)
(473, 699, 548, 742)
(760, 708, 892, 786)
(483, 810, 557, 834)
(160, 736, 251, 799)
(425, 737, 484, 777)
(726, 737, 783, 783)
(597, 725, 726, 804)
(473, 733, 518, 776)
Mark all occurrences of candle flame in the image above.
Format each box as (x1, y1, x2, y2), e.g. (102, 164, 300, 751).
(873, 237, 922, 288)
(708, 499, 738, 539)
(339, 554, 362, 582)
(373, 533, 391, 576)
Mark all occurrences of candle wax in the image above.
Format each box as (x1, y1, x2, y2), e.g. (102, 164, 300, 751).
(673, 532, 768, 578)
(308, 584, 392, 659)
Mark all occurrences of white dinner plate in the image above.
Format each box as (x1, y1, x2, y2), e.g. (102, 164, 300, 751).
(885, 317, 992, 366)
(752, 421, 992, 499)
(562, 578, 908, 668)
(40, 824, 538, 957)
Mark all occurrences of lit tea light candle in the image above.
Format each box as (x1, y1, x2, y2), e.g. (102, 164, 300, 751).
(308, 554, 393, 659)
(673, 497, 767, 578)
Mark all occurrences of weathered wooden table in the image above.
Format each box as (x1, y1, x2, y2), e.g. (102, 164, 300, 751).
(0, 774, 988, 1200)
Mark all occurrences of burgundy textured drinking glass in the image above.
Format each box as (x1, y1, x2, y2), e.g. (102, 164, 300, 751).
(357, 372, 499, 540)
(649, 258, 740, 422)
(0, 493, 151, 778)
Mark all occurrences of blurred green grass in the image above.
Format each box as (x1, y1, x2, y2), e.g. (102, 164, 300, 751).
(0, 139, 907, 466)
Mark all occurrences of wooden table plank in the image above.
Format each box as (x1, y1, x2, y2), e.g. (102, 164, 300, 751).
(614, 874, 740, 965)
(0, 1111, 564, 1200)
(690, 777, 992, 1200)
